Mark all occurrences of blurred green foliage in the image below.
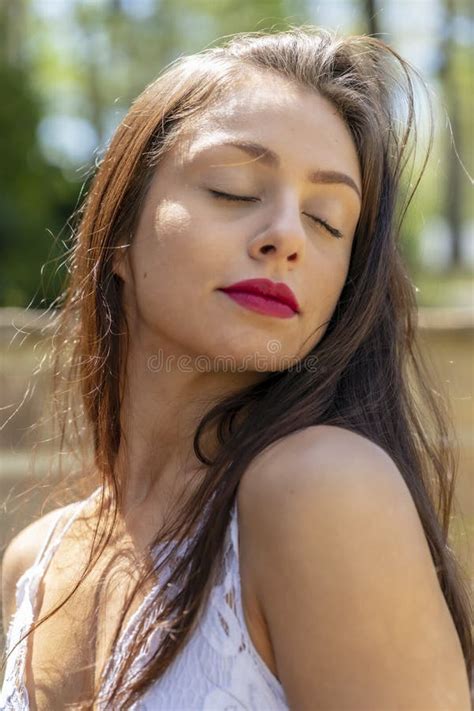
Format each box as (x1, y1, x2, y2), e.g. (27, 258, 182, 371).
(0, 0, 472, 308)
(0, 57, 78, 305)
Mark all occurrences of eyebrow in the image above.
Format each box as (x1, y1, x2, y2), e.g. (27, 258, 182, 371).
(204, 139, 362, 201)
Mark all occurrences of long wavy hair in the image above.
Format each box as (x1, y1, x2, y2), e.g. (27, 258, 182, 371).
(3, 26, 472, 708)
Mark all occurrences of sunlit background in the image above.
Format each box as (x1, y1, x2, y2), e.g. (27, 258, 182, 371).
(0, 0, 472, 308)
(0, 0, 472, 665)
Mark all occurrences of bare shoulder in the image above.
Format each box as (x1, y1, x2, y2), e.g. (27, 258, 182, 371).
(237, 424, 406, 516)
(236, 424, 471, 710)
(236, 423, 413, 568)
(1, 503, 74, 633)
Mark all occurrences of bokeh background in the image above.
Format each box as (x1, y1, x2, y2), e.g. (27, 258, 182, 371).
(0, 0, 472, 670)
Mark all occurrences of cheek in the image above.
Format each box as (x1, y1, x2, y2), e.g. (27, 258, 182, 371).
(152, 199, 192, 254)
(299, 251, 350, 353)
(125, 199, 227, 328)
(308, 248, 351, 313)
(131, 201, 197, 284)
(124, 201, 193, 319)
(150, 199, 226, 270)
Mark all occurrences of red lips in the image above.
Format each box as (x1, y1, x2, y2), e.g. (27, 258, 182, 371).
(219, 278, 300, 313)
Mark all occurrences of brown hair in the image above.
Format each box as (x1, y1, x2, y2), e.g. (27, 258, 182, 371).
(3, 25, 472, 708)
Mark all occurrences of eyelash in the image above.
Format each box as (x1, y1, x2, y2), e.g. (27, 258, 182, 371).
(208, 189, 343, 239)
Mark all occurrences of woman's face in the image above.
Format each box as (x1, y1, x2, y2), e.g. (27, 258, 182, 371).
(117, 71, 362, 374)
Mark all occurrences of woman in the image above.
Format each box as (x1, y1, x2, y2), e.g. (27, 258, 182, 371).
(1, 26, 472, 710)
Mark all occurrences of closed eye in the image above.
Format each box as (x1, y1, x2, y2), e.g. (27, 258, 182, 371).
(304, 214, 343, 239)
(208, 189, 343, 239)
(208, 189, 257, 203)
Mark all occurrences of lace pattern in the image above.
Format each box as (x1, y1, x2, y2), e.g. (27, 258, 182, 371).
(0, 496, 96, 711)
(0, 491, 289, 710)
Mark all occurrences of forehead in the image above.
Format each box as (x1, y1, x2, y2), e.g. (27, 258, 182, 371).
(174, 73, 361, 183)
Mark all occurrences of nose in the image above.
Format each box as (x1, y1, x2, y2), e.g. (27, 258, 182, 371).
(247, 193, 306, 265)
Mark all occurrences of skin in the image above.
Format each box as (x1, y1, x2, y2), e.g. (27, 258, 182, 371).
(112, 70, 362, 534)
(237, 424, 472, 709)
(1, 72, 362, 708)
(2, 71, 470, 709)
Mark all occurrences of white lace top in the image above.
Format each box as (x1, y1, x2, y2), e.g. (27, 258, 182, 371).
(0, 488, 289, 710)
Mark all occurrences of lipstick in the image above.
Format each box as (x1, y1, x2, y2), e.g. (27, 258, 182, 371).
(218, 278, 300, 319)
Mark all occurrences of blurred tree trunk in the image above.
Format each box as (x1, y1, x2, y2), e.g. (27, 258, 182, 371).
(0, 0, 27, 66)
(363, 0, 380, 36)
(438, 0, 462, 267)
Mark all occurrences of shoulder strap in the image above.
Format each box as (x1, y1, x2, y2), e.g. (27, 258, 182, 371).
(33, 487, 102, 573)
(31, 507, 68, 570)
(31, 504, 78, 577)
(229, 498, 240, 559)
(5, 500, 87, 646)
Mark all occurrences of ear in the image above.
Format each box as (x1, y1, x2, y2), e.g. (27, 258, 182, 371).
(112, 243, 131, 283)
